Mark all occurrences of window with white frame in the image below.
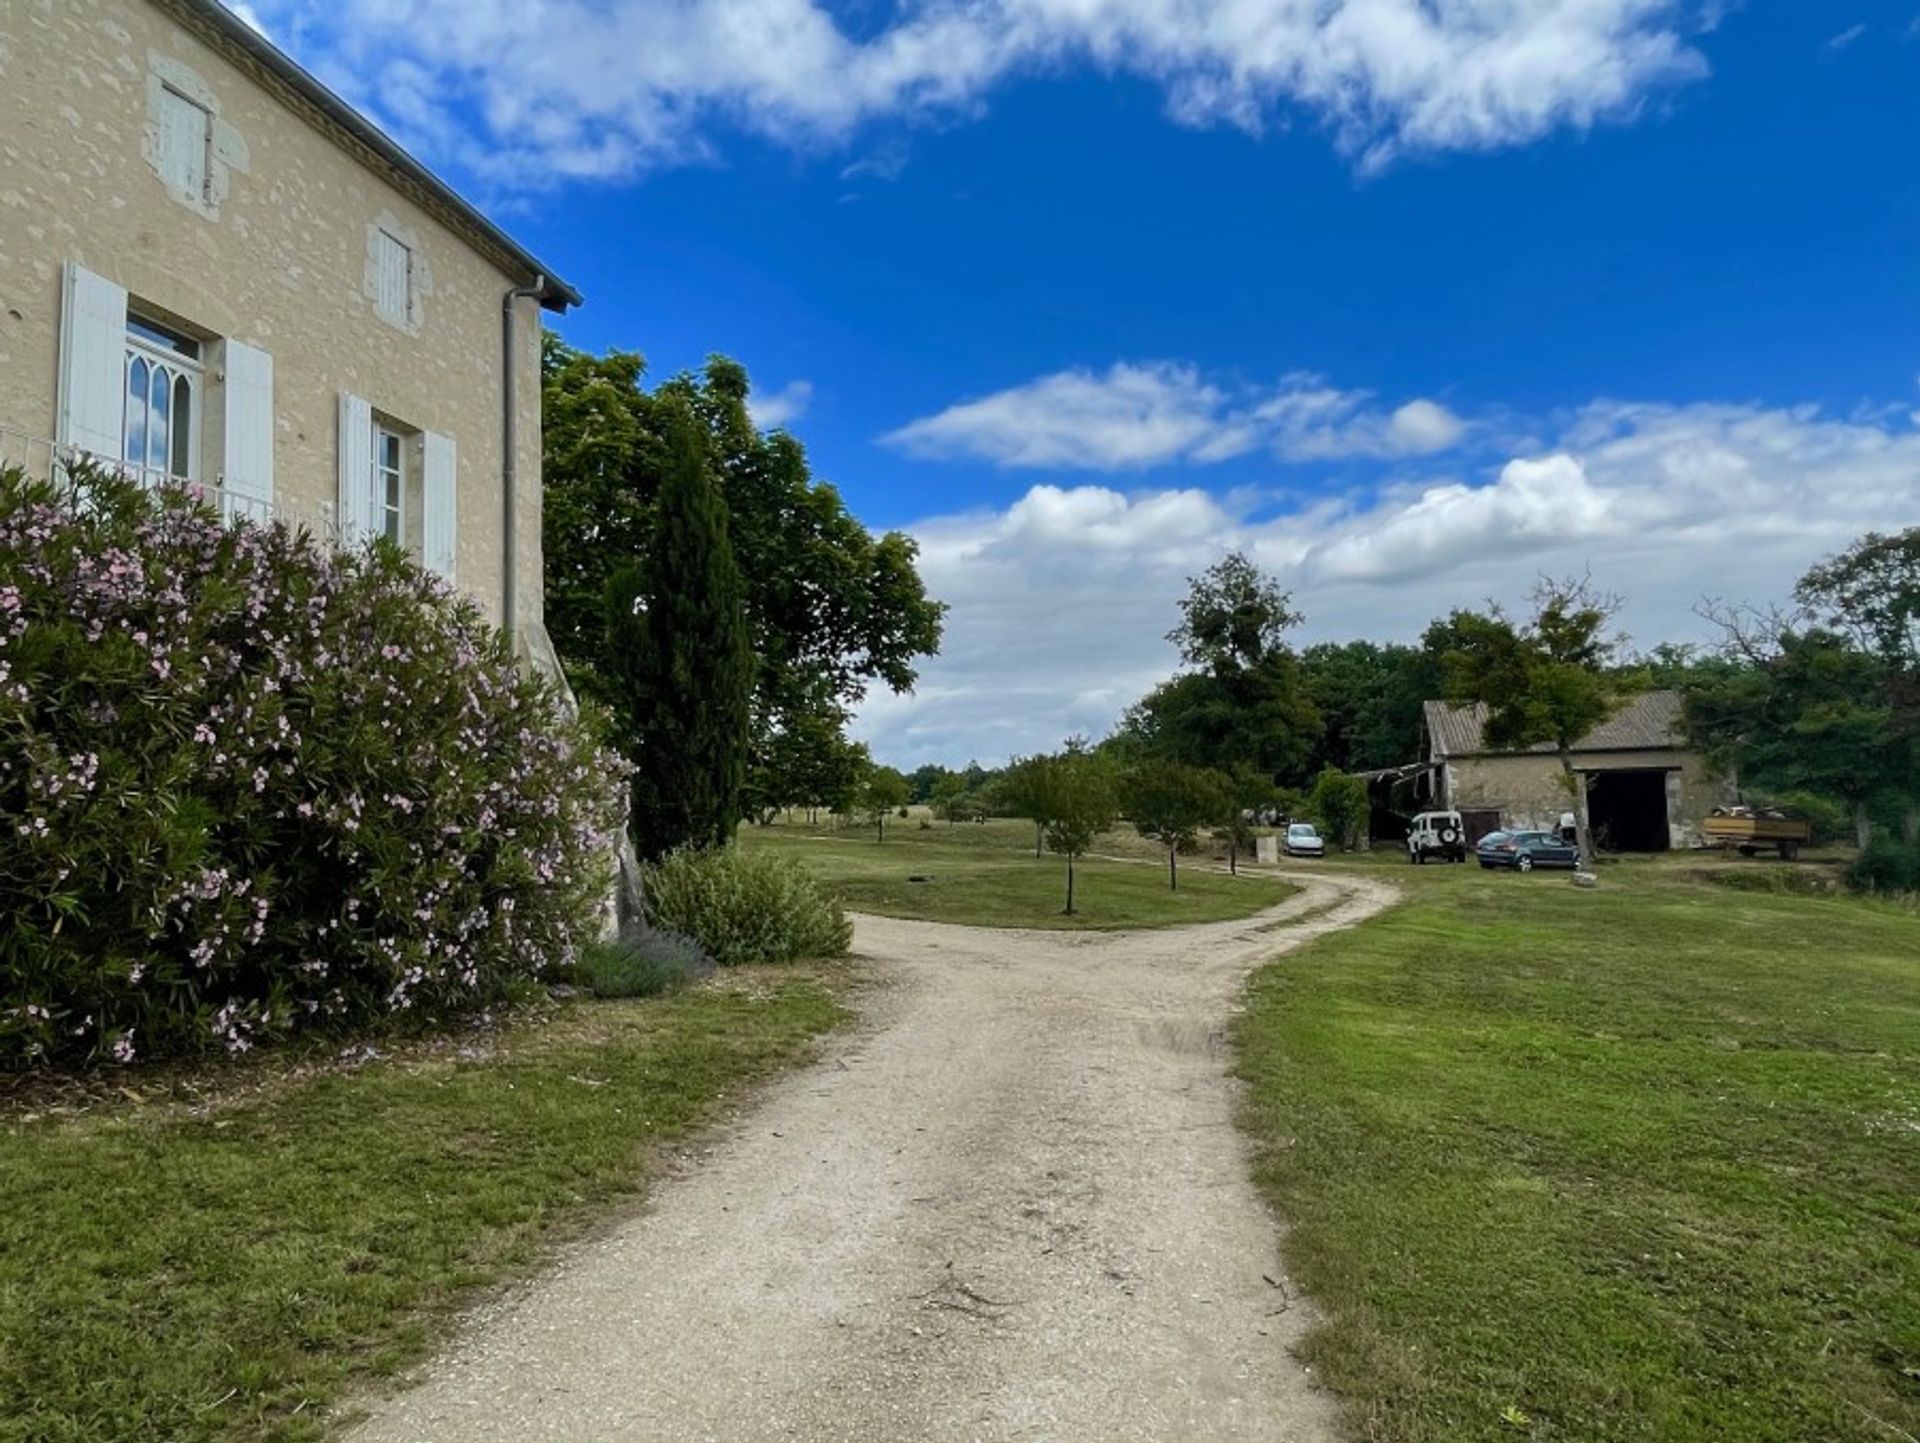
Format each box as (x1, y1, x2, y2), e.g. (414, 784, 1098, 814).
(122, 314, 202, 487)
(338, 393, 455, 582)
(372, 423, 407, 545)
(372, 229, 413, 326)
(155, 86, 211, 202)
(59, 262, 274, 516)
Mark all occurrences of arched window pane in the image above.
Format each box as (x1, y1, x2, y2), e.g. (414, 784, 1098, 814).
(171, 375, 192, 479)
(148, 365, 171, 475)
(125, 358, 149, 472)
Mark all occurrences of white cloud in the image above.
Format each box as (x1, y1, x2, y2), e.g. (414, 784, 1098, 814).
(223, 0, 271, 36)
(250, 0, 1711, 184)
(883, 363, 1466, 468)
(853, 398, 1920, 767)
(749, 379, 814, 429)
(1826, 23, 1868, 50)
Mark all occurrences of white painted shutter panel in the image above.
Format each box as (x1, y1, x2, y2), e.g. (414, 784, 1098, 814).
(156, 89, 209, 199)
(336, 392, 374, 544)
(373, 231, 411, 325)
(221, 341, 274, 523)
(422, 430, 457, 583)
(58, 262, 128, 462)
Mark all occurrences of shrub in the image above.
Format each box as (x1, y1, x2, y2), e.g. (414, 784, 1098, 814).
(1749, 790, 1851, 846)
(1850, 836, 1920, 894)
(1706, 866, 1841, 898)
(1307, 767, 1369, 850)
(641, 848, 852, 964)
(0, 464, 626, 1067)
(574, 925, 713, 998)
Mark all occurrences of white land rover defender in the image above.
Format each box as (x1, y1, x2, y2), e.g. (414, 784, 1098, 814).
(1407, 810, 1468, 864)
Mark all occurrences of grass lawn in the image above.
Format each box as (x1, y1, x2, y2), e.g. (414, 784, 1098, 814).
(742, 814, 1294, 929)
(0, 972, 846, 1443)
(1236, 856, 1920, 1443)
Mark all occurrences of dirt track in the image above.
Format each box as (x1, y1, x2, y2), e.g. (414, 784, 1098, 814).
(347, 868, 1398, 1443)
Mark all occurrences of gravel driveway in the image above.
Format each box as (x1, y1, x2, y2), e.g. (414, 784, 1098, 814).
(347, 868, 1397, 1443)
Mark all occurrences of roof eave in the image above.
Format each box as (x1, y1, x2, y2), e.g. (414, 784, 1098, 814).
(168, 0, 582, 313)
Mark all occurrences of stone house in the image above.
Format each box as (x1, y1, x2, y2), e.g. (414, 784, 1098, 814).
(1417, 690, 1729, 851)
(0, 0, 579, 662)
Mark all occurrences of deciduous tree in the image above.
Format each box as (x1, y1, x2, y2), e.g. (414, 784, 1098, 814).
(855, 765, 911, 843)
(542, 341, 944, 797)
(1123, 761, 1232, 890)
(1435, 576, 1641, 865)
(1040, 752, 1120, 917)
(1118, 553, 1322, 784)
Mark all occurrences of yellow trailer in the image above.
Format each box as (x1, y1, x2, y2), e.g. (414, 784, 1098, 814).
(1702, 811, 1811, 860)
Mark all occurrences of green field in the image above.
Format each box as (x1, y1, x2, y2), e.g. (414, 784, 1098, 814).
(742, 813, 1295, 928)
(1237, 856, 1920, 1442)
(0, 974, 846, 1443)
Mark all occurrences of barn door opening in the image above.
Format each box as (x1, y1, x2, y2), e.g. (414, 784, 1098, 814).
(1585, 769, 1673, 852)
(1460, 809, 1502, 846)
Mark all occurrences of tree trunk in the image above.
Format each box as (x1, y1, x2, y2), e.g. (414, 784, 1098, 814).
(1855, 804, 1874, 850)
(1228, 840, 1237, 876)
(1168, 847, 1178, 891)
(1035, 819, 1044, 859)
(1903, 807, 1918, 847)
(876, 814, 884, 844)
(1560, 746, 1594, 866)
(1064, 853, 1076, 915)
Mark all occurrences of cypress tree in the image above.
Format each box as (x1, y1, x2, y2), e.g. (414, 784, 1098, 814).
(606, 401, 753, 861)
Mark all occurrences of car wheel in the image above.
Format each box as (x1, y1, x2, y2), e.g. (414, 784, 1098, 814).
(1517, 854, 1534, 872)
(1440, 826, 1459, 845)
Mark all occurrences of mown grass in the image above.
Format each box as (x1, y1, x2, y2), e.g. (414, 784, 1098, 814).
(741, 814, 1293, 929)
(1237, 858, 1920, 1442)
(0, 973, 847, 1443)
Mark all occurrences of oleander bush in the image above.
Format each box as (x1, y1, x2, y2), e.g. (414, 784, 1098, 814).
(642, 847, 852, 965)
(0, 463, 626, 1067)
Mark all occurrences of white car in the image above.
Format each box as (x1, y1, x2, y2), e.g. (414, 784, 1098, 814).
(1406, 810, 1467, 864)
(1284, 822, 1325, 858)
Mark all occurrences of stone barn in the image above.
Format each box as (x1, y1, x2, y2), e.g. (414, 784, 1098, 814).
(1416, 691, 1728, 852)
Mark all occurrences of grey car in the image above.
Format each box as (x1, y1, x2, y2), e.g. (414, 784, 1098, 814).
(1475, 829, 1580, 872)
(1284, 822, 1326, 858)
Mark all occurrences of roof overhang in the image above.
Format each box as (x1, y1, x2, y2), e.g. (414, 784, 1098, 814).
(163, 0, 582, 313)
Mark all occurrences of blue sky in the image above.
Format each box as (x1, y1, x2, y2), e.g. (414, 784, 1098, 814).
(245, 0, 1920, 766)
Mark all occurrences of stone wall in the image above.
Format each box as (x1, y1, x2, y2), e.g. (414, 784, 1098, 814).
(0, 0, 547, 637)
(1441, 749, 1730, 848)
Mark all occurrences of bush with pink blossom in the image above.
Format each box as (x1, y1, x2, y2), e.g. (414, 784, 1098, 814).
(0, 463, 626, 1067)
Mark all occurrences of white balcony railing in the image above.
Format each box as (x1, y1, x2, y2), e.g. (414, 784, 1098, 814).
(0, 429, 339, 542)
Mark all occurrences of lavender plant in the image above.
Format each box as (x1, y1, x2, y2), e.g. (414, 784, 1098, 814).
(0, 463, 626, 1067)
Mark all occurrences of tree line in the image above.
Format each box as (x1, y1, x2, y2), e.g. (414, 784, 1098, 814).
(904, 528, 1917, 898)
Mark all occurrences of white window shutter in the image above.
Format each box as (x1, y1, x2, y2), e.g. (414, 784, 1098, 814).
(58, 262, 128, 462)
(373, 231, 411, 325)
(156, 89, 209, 198)
(422, 430, 457, 583)
(221, 341, 273, 523)
(336, 392, 374, 544)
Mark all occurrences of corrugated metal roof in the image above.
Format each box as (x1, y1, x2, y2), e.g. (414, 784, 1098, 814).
(1424, 690, 1687, 758)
